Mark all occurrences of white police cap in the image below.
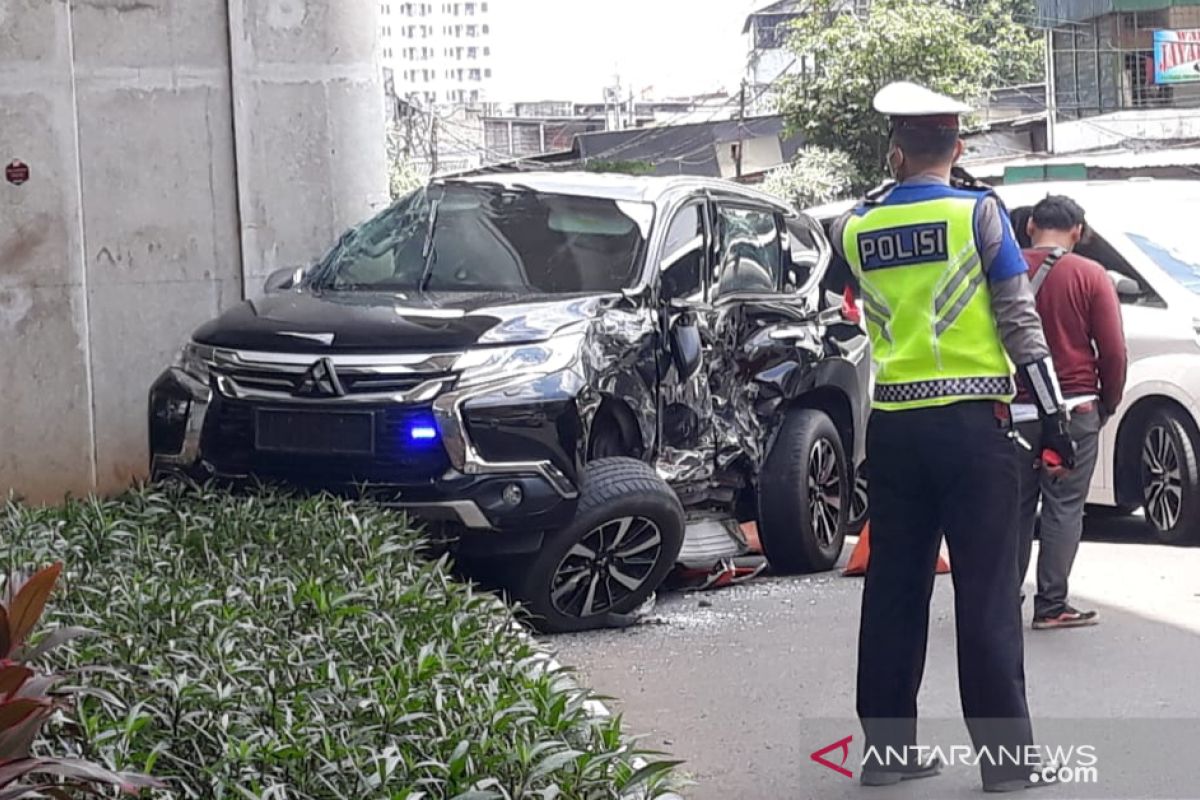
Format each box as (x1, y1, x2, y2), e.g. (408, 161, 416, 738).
(872, 81, 971, 118)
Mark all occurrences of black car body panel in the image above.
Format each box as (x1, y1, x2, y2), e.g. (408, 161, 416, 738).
(149, 173, 870, 551)
(194, 291, 611, 352)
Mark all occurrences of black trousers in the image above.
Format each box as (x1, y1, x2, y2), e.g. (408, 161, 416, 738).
(857, 401, 1034, 784)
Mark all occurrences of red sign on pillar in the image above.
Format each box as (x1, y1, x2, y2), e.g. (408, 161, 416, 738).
(6, 160, 30, 186)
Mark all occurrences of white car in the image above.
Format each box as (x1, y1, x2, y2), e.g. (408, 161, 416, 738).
(814, 179, 1200, 545)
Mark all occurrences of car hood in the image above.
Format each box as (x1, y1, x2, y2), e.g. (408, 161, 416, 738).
(191, 290, 614, 352)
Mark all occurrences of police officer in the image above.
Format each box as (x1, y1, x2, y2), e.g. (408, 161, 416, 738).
(829, 82, 1077, 792)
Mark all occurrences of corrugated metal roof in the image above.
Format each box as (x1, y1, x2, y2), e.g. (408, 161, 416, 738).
(1037, 0, 1200, 25)
(575, 115, 805, 178)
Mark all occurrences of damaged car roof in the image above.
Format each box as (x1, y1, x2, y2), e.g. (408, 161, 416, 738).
(447, 171, 796, 212)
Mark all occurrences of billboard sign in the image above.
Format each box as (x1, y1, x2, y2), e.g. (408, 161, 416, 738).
(1154, 29, 1200, 85)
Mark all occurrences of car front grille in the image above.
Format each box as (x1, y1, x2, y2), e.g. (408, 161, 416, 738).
(221, 364, 438, 395)
(202, 399, 452, 485)
(202, 347, 461, 400)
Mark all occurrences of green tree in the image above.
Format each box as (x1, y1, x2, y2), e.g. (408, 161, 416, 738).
(778, 0, 992, 186)
(952, 0, 1044, 86)
(777, 0, 1046, 187)
(759, 146, 860, 208)
(386, 122, 427, 199)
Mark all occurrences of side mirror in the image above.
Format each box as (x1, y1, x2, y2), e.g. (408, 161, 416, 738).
(1108, 270, 1142, 301)
(264, 266, 305, 293)
(669, 316, 703, 382)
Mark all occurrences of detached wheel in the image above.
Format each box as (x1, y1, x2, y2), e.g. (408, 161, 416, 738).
(758, 408, 848, 573)
(518, 458, 684, 632)
(1137, 408, 1200, 545)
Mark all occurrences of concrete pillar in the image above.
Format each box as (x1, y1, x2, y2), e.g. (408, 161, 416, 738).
(229, 0, 390, 291)
(0, 0, 387, 502)
(2, 0, 97, 499)
(68, 0, 245, 494)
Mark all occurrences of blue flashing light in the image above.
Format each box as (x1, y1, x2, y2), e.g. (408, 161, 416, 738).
(406, 413, 440, 444)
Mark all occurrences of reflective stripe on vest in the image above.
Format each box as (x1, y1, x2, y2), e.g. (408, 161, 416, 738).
(842, 194, 1015, 411)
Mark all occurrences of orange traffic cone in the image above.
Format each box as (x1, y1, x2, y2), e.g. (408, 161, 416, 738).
(842, 523, 951, 577)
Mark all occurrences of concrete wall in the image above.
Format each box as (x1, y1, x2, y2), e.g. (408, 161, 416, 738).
(1, 0, 387, 502)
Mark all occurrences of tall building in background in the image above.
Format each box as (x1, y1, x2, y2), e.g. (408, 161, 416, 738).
(379, 1, 496, 108)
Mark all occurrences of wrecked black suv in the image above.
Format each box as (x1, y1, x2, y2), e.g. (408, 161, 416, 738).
(150, 173, 869, 631)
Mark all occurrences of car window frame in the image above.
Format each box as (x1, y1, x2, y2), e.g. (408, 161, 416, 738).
(711, 199, 788, 303)
(1010, 203, 1166, 309)
(655, 197, 711, 306)
(782, 212, 832, 297)
(1077, 229, 1166, 309)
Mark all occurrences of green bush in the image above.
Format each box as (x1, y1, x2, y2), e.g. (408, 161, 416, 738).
(1, 486, 678, 799)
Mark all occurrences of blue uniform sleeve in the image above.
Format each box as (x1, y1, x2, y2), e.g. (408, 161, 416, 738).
(973, 194, 1028, 283)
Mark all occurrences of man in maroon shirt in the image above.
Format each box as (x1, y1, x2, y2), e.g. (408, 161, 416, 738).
(1015, 195, 1128, 629)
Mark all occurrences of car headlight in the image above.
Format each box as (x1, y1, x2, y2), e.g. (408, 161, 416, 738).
(175, 342, 213, 383)
(454, 332, 584, 385)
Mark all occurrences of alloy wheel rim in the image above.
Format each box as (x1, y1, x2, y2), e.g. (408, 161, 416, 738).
(807, 438, 843, 549)
(849, 464, 869, 526)
(550, 516, 662, 618)
(1142, 424, 1183, 531)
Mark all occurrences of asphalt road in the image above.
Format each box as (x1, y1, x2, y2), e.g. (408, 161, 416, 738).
(554, 513, 1200, 800)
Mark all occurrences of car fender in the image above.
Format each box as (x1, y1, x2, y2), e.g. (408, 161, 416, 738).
(1095, 353, 1200, 506)
(575, 306, 660, 471)
(751, 352, 866, 471)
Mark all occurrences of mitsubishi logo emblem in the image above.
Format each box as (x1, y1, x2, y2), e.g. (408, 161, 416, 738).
(296, 357, 345, 397)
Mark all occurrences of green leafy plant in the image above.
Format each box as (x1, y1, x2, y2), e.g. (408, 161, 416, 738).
(758, 146, 859, 208)
(777, 0, 1033, 185)
(0, 563, 161, 798)
(949, 0, 1044, 86)
(387, 122, 428, 200)
(2, 488, 681, 799)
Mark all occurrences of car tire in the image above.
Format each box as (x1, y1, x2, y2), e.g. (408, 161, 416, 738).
(517, 458, 685, 633)
(1136, 408, 1200, 545)
(846, 461, 869, 535)
(758, 408, 849, 573)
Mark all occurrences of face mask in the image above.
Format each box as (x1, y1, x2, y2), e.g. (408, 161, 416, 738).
(886, 147, 903, 180)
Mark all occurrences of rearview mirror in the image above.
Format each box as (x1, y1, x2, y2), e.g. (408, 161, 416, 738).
(1108, 270, 1141, 301)
(264, 266, 306, 293)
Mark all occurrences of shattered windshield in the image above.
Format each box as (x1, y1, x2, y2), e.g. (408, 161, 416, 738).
(311, 183, 652, 294)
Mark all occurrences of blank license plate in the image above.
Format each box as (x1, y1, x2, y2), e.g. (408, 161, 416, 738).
(254, 410, 375, 455)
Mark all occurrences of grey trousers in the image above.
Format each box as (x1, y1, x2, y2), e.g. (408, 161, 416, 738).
(1016, 405, 1102, 619)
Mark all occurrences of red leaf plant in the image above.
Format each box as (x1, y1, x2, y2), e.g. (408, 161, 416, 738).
(0, 563, 163, 798)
